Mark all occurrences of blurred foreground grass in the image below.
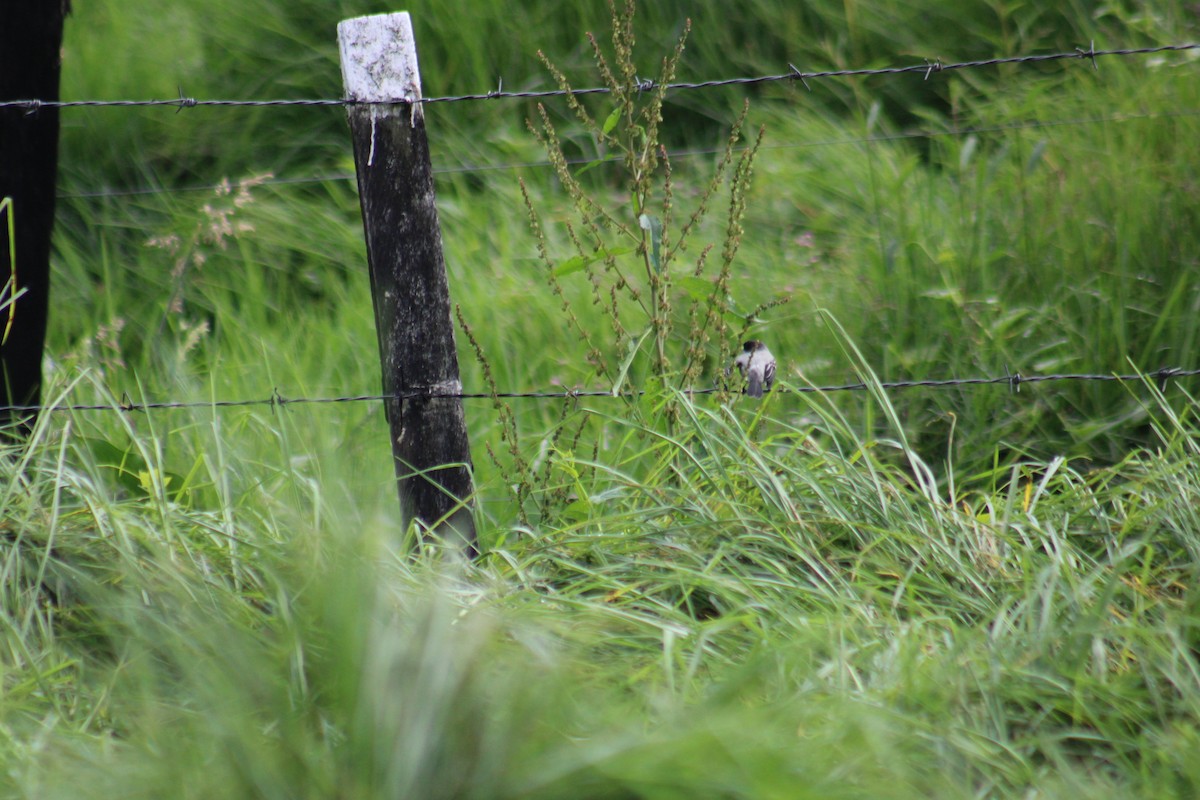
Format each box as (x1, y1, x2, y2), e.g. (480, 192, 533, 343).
(5, 380, 1200, 797)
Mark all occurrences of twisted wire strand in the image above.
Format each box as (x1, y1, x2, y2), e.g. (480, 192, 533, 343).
(4, 43, 1196, 112)
(2, 367, 1194, 414)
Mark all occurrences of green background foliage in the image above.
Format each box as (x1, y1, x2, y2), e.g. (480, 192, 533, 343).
(3, 0, 1200, 796)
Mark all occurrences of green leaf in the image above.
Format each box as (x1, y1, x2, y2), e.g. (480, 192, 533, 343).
(575, 154, 617, 178)
(1025, 138, 1049, 174)
(638, 214, 662, 273)
(554, 255, 587, 277)
(1, 196, 15, 345)
(553, 246, 634, 277)
(84, 437, 149, 495)
(81, 437, 185, 501)
(601, 106, 621, 136)
(676, 276, 715, 302)
(138, 469, 172, 496)
(611, 326, 653, 396)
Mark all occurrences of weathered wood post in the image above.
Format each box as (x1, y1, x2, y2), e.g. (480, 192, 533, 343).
(0, 0, 69, 438)
(337, 13, 476, 553)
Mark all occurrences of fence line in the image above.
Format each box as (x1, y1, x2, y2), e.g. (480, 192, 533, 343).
(13, 41, 1200, 428)
(2, 367, 1194, 415)
(55, 106, 1200, 202)
(6, 43, 1198, 113)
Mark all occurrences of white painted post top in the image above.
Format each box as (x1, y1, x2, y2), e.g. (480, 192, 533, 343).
(337, 12, 423, 106)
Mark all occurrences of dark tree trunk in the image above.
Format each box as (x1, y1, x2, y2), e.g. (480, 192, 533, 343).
(0, 1, 70, 437)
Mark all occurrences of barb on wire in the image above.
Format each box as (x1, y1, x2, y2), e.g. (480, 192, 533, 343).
(787, 63, 812, 92)
(1005, 365, 1021, 394)
(2, 367, 1196, 415)
(4, 42, 1197, 112)
(1078, 40, 1100, 70)
(174, 86, 197, 114)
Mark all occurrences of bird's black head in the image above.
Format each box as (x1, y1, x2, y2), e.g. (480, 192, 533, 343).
(742, 340, 762, 352)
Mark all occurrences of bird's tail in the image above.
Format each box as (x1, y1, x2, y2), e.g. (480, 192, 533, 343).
(747, 373, 764, 398)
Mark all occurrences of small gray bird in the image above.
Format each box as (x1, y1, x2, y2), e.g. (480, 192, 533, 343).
(732, 340, 776, 398)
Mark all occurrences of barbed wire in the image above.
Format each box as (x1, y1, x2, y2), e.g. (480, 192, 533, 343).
(6, 43, 1198, 113)
(56, 106, 1200, 201)
(2, 367, 1194, 415)
(14, 45, 1200, 419)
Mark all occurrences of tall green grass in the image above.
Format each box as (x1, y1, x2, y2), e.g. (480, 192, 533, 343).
(4, 379, 1200, 796)
(4, 0, 1200, 796)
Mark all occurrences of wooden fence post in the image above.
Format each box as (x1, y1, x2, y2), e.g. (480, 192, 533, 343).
(337, 13, 476, 554)
(0, 0, 69, 438)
